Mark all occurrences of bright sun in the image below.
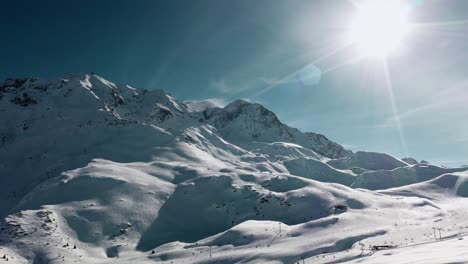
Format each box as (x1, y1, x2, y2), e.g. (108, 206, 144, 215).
(349, 1, 410, 57)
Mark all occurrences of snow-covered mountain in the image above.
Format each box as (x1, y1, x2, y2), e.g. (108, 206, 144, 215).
(1, 74, 467, 264)
(203, 99, 351, 159)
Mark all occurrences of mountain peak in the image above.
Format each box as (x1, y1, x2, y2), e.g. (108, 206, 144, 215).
(206, 98, 349, 158)
(230, 98, 251, 105)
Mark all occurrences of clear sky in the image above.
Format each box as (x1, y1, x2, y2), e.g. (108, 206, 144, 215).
(1, 0, 468, 166)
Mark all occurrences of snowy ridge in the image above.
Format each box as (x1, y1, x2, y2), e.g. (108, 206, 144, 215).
(205, 99, 351, 159)
(1, 74, 468, 264)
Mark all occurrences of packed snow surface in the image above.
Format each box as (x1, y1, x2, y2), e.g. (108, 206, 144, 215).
(0, 74, 467, 264)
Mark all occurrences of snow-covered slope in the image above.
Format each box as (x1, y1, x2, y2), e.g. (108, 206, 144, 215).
(351, 164, 468, 190)
(327, 151, 409, 171)
(1, 74, 467, 264)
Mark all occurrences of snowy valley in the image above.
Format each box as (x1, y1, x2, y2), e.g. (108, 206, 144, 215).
(1, 74, 468, 264)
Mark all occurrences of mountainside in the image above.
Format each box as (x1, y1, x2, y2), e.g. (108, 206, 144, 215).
(1, 74, 468, 264)
(0, 74, 349, 217)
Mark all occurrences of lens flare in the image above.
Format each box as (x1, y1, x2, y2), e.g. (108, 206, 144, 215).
(349, 1, 410, 57)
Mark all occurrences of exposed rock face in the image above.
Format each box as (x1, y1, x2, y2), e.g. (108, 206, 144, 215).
(10, 93, 38, 106)
(402, 157, 419, 165)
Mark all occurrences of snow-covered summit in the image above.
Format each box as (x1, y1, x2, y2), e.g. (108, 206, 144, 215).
(204, 99, 351, 159)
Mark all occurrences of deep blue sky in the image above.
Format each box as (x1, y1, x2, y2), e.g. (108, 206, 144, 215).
(2, 0, 468, 166)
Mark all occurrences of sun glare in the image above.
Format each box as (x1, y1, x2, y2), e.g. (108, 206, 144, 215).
(349, 1, 410, 57)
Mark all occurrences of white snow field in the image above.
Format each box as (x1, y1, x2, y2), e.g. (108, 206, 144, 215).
(0, 74, 467, 263)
